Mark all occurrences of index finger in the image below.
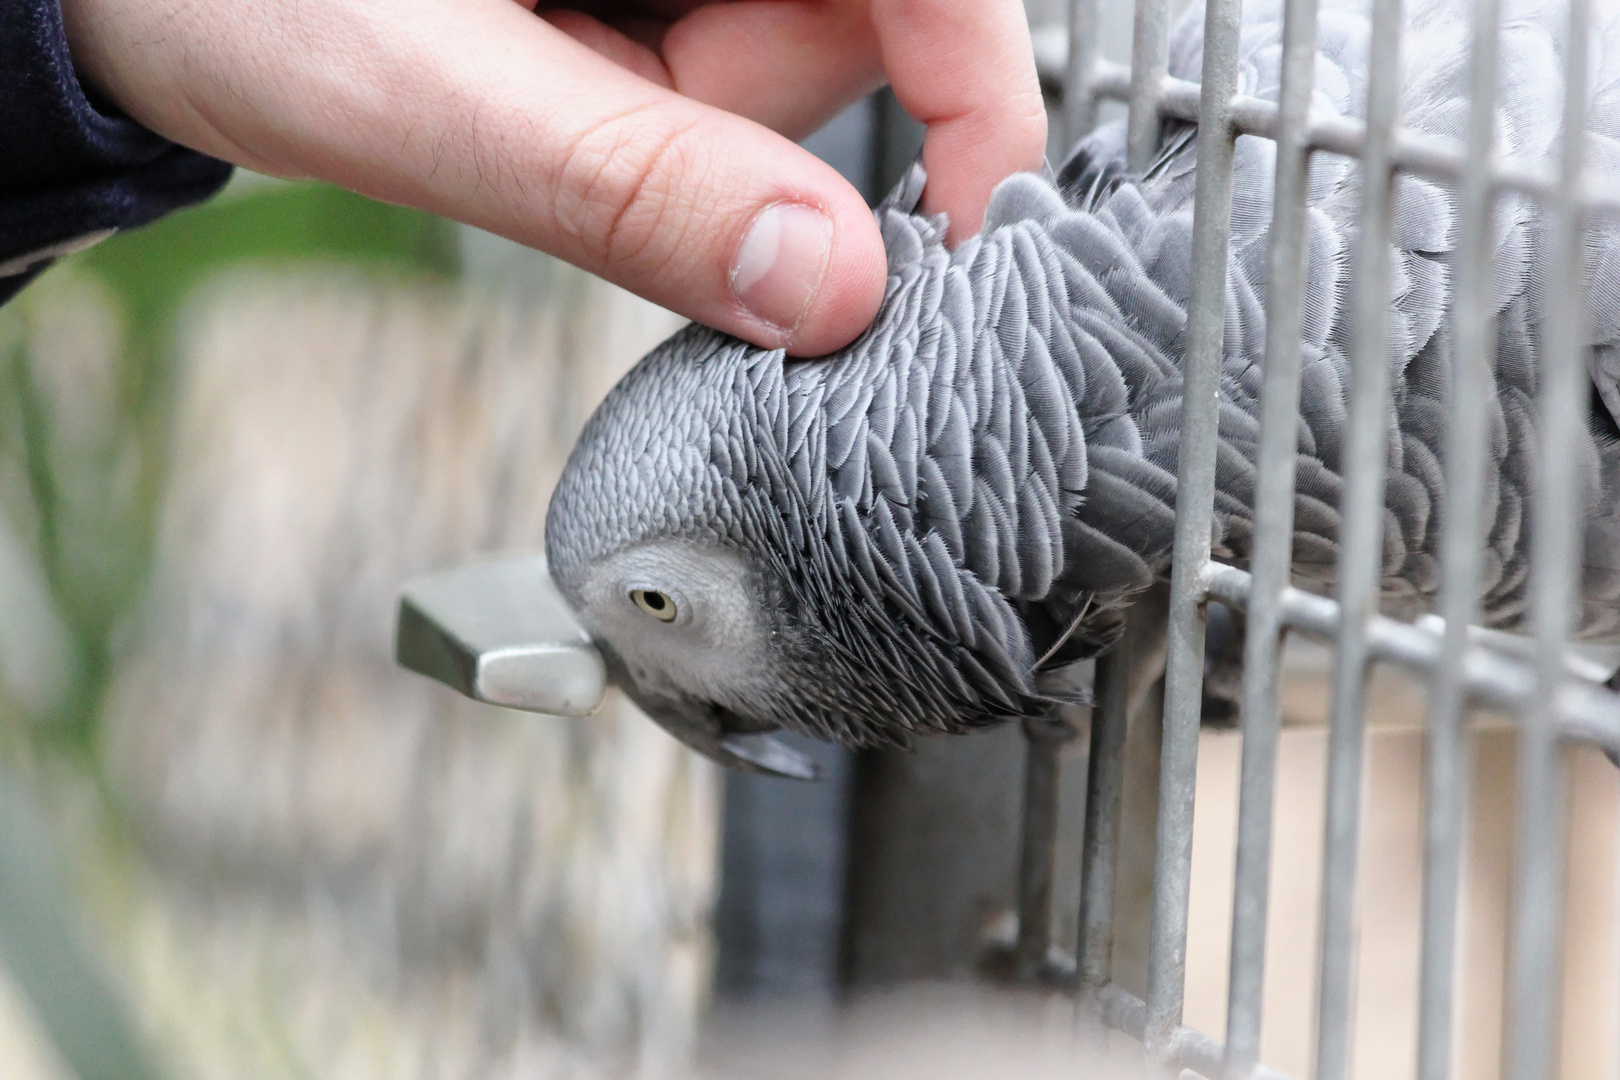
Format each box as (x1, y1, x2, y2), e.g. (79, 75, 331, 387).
(869, 0, 1048, 243)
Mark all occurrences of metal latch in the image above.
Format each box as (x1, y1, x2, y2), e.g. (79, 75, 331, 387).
(395, 554, 607, 716)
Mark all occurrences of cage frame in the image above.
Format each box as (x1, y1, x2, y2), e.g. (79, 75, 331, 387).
(1013, 0, 1620, 1076)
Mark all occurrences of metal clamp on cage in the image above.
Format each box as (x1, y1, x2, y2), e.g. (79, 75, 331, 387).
(395, 554, 607, 718)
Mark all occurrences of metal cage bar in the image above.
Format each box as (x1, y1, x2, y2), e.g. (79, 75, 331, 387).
(1060, 65, 1620, 216)
(1026, 0, 1620, 1073)
(1062, 0, 1103, 151)
(1078, 643, 1132, 994)
(1415, 0, 1502, 1074)
(1507, 0, 1592, 1075)
(1125, 0, 1173, 172)
(1014, 718, 1068, 978)
(1145, 0, 1243, 1057)
(1310, 0, 1403, 1074)
(1220, 0, 1322, 1068)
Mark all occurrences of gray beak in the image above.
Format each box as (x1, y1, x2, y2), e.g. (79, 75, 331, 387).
(395, 554, 821, 780)
(710, 733, 824, 780)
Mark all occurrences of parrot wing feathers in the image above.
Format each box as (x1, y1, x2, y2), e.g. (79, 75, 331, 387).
(782, 0, 1620, 725)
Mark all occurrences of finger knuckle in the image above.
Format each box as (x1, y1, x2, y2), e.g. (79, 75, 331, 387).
(553, 106, 706, 272)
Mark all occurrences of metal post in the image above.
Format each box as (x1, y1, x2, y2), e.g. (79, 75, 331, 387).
(1415, 0, 1500, 1075)
(1145, 0, 1243, 1057)
(1065, 0, 1104, 146)
(1311, 0, 1404, 1073)
(1126, 0, 1174, 172)
(1506, 0, 1591, 1074)
(1015, 717, 1072, 979)
(1078, 645, 1134, 993)
(1219, 0, 1319, 1070)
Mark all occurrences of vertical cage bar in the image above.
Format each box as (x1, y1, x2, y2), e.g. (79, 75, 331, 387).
(1064, 0, 1103, 145)
(1079, 647, 1133, 992)
(1015, 722, 1066, 978)
(1145, 0, 1244, 1056)
(1219, 0, 1318, 1070)
(1415, 0, 1500, 1075)
(1505, 0, 1590, 1073)
(1613, 820, 1620, 1080)
(1127, 0, 1174, 172)
(1313, 0, 1404, 1072)
(1055, 0, 1105, 993)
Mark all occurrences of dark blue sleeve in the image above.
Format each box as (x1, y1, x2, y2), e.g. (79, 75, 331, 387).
(0, 0, 234, 306)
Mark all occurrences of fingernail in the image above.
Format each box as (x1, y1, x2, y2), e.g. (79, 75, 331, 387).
(730, 202, 833, 336)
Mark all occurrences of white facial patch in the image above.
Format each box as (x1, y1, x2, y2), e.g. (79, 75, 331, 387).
(576, 540, 776, 710)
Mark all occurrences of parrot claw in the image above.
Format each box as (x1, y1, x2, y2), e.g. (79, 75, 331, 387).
(716, 734, 823, 781)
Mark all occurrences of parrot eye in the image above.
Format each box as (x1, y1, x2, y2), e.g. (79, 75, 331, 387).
(630, 588, 678, 622)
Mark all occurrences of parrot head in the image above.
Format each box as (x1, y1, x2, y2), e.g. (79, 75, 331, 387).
(545, 317, 1109, 774)
(547, 324, 921, 777)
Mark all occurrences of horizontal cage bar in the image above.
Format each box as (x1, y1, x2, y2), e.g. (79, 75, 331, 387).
(1031, 40, 1620, 213)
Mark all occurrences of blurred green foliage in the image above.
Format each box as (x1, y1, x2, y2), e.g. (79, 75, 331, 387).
(78, 179, 460, 365)
(0, 179, 460, 1080)
(0, 766, 160, 1080)
(1, 178, 459, 754)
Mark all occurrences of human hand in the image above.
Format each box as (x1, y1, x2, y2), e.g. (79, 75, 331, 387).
(58, 0, 1046, 356)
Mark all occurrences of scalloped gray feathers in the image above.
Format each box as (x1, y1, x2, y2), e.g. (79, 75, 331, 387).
(546, 0, 1620, 750)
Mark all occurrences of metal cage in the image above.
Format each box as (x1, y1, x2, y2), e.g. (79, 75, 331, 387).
(1004, 0, 1620, 1077)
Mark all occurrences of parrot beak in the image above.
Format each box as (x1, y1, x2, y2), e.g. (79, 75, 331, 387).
(394, 555, 822, 781)
(647, 717, 823, 780)
(713, 734, 823, 779)
(639, 718, 822, 779)
(590, 646, 824, 781)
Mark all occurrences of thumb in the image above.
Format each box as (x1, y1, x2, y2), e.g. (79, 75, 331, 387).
(529, 52, 890, 356)
(61, 0, 888, 355)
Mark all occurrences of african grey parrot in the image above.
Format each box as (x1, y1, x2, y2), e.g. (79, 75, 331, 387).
(544, 0, 1620, 773)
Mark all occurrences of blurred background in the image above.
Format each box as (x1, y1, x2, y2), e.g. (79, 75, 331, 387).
(0, 59, 951, 1079)
(4, 4, 1619, 1080)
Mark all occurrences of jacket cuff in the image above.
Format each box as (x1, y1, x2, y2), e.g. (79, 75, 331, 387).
(0, 0, 234, 290)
